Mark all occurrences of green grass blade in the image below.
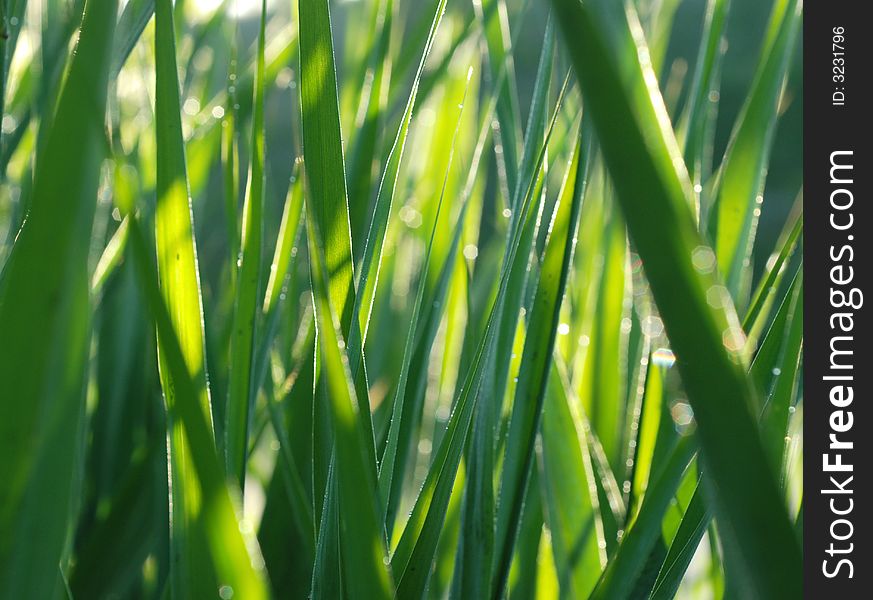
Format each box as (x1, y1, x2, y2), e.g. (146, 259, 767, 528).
(589, 436, 697, 599)
(492, 123, 589, 598)
(110, 0, 155, 78)
(350, 0, 447, 352)
(758, 270, 803, 474)
(742, 206, 802, 340)
(476, 0, 522, 199)
(298, 0, 376, 476)
(577, 193, 627, 472)
(712, 0, 801, 296)
(127, 218, 269, 599)
(154, 0, 219, 593)
(647, 271, 804, 599)
(305, 210, 394, 600)
(298, 0, 355, 334)
(548, 0, 802, 596)
(679, 0, 729, 195)
(390, 71, 571, 600)
(378, 67, 471, 520)
(345, 0, 394, 263)
(0, 1, 116, 595)
(381, 79, 500, 538)
(648, 481, 710, 600)
(540, 365, 606, 599)
(226, 0, 267, 490)
(490, 15, 555, 416)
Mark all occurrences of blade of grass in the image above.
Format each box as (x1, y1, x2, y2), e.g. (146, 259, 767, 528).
(492, 120, 590, 598)
(297, 8, 373, 574)
(490, 14, 555, 418)
(345, 0, 394, 264)
(0, 1, 116, 595)
(127, 217, 269, 599)
(110, 0, 155, 78)
(712, 0, 801, 296)
(548, 0, 802, 596)
(759, 270, 802, 475)
(305, 210, 394, 600)
(643, 269, 804, 599)
(154, 0, 219, 593)
(540, 365, 606, 599)
(350, 0, 447, 354)
(742, 205, 802, 342)
(378, 66, 471, 520)
(577, 191, 628, 472)
(475, 0, 522, 200)
(589, 436, 697, 599)
(679, 0, 729, 200)
(226, 0, 267, 490)
(390, 69, 571, 600)
(381, 73, 500, 538)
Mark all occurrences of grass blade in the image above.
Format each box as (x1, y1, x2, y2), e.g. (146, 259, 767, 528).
(305, 210, 394, 600)
(0, 1, 116, 594)
(590, 436, 697, 599)
(350, 0, 447, 352)
(492, 122, 590, 597)
(712, 0, 801, 296)
(154, 0, 218, 593)
(548, 0, 802, 596)
(127, 218, 269, 599)
(226, 0, 267, 490)
(378, 66, 471, 521)
(540, 364, 606, 599)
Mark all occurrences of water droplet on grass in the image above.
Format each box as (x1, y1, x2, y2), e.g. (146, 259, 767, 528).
(652, 348, 675, 368)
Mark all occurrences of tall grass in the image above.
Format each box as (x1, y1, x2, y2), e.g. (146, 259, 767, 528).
(0, 0, 802, 598)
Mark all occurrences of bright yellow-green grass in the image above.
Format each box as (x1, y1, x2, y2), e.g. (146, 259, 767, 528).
(0, 0, 802, 598)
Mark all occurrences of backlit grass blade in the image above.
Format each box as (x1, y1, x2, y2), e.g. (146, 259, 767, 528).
(758, 270, 802, 474)
(127, 218, 269, 599)
(345, 0, 393, 263)
(297, 0, 376, 481)
(378, 67, 471, 521)
(540, 365, 605, 599)
(548, 0, 802, 596)
(648, 481, 709, 600)
(0, 0, 27, 126)
(226, 0, 266, 490)
(350, 0, 447, 350)
(638, 265, 805, 598)
(492, 123, 589, 598)
(490, 15, 555, 414)
(305, 211, 394, 600)
(298, 0, 355, 335)
(154, 0, 217, 593)
(476, 0, 522, 199)
(577, 194, 627, 472)
(381, 79, 499, 538)
(589, 436, 697, 599)
(742, 205, 802, 342)
(110, 0, 155, 78)
(712, 0, 801, 297)
(679, 0, 728, 197)
(0, 1, 115, 595)
(390, 69, 571, 600)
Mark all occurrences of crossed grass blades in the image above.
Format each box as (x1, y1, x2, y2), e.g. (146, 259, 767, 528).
(0, 0, 802, 598)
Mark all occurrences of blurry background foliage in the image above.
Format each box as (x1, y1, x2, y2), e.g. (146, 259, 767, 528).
(0, 0, 802, 598)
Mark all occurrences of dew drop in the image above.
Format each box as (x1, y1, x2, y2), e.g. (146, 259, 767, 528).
(652, 348, 676, 368)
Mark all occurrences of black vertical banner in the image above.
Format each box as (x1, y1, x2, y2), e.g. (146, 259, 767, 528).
(804, 1, 870, 596)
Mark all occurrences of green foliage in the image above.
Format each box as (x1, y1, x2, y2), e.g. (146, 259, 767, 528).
(0, 0, 803, 598)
